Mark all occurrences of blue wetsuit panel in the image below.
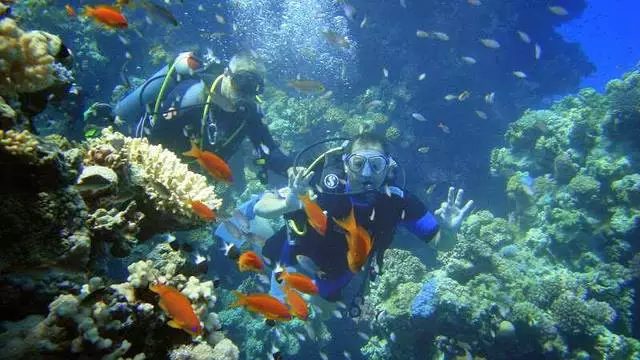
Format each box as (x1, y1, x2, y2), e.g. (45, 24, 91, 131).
(401, 211, 440, 241)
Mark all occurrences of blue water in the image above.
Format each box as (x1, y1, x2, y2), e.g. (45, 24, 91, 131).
(559, 0, 640, 91)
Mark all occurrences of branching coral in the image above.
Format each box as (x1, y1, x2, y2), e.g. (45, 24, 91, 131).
(81, 128, 222, 242)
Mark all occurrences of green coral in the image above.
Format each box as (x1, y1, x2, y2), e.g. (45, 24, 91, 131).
(384, 126, 400, 141)
(609, 207, 640, 234)
(361, 336, 391, 360)
(549, 292, 615, 336)
(368, 249, 427, 309)
(611, 173, 640, 204)
(567, 174, 600, 202)
(382, 282, 422, 317)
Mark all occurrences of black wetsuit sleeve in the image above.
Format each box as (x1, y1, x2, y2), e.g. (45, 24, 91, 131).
(246, 109, 293, 177)
(399, 191, 440, 242)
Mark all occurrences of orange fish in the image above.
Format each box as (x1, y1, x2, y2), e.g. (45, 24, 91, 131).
(333, 207, 374, 273)
(149, 283, 203, 336)
(278, 269, 318, 295)
(188, 200, 216, 221)
(83, 5, 128, 28)
(238, 251, 264, 273)
(183, 143, 233, 184)
(65, 4, 77, 16)
(230, 291, 292, 322)
(299, 194, 327, 236)
(283, 286, 309, 320)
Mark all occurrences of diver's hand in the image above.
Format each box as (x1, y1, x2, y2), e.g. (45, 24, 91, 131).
(287, 167, 314, 197)
(284, 167, 314, 210)
(434, 187, 474, 230)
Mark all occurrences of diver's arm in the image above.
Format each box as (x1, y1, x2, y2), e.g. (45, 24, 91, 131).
(253, 188, 302, 219)
(247, 111, 293, 177)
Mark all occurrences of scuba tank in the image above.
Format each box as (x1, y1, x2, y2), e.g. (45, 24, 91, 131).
(113, 52, 203, 126)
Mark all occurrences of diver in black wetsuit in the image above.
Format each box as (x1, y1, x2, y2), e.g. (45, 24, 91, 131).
(248, 133, 474, 316)
(114, 52, 292, 188)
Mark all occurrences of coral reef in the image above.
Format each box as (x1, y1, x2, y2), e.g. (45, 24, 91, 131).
(361, 72, 640, 360)
(0, 259, 234, 359)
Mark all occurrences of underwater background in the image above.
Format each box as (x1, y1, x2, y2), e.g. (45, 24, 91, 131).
(0, 0, 638, 359)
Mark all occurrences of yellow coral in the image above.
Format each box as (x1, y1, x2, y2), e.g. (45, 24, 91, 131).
(97, 128, 222, 221)
(0, 18, 61, 96)
(0, 129, 39, 162)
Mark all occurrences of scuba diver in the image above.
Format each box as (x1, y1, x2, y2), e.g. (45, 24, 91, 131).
(114, 51, 292, 188)
(220, 132, 474, 317)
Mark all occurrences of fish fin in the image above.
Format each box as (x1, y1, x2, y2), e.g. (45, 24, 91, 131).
(332, 207, 355, 232)
(156, 298, 171, 313)
(167, 320, 182, 329)
(182, 142, 201, 158)
(229, 290, 245, 308)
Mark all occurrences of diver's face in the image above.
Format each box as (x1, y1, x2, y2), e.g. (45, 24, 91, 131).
(344, 144, 389, 193)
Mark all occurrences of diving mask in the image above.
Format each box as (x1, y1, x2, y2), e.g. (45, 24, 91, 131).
(345, 150, 389, 175)
(230, 70, 264, 98)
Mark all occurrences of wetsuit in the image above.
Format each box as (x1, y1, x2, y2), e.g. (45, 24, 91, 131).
(263, 156, 440, 301)
(146, 79, 292, 183)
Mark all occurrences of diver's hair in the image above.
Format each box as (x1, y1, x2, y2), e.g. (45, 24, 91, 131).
(347, 132, 390, 155)
(229, 51, 266, 78)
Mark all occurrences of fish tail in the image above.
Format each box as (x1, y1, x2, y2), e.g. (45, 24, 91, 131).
(229, 290, 245, 308)
(182, 143, 201, 159)
(82, 5, 94, 17)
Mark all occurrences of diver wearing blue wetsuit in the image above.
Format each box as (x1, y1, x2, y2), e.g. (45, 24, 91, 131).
(114, 52, 291, 186)
(254, 133, 474, 307)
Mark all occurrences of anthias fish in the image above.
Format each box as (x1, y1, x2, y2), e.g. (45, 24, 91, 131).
(84, 5, 128, 28)
(333, 208, 373, 273)
(188, 200, 216, 222)
(230, 291, 292, 322)
(183, 143, 233, 183)
(149, 284, 202, 336)
(299, 194, 327, 236)
(284, 286, 309, 320)
(278, 269, 319, 295)
(237, 251, 265, 273)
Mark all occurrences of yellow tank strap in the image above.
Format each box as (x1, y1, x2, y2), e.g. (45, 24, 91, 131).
(287, 219, 307, 236)
(151, 61, 178, 126)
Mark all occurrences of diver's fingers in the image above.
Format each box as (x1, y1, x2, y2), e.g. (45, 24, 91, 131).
(454, 188, 464, 208)
(460, 200, 474, 217)
(447, 187, 455, 206)
(434, 207, 443, 216)
(288, 169, 295, 188)
(302, 170, 315, 186)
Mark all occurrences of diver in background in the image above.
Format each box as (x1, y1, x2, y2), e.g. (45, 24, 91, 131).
(114, 51, 292, 189)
